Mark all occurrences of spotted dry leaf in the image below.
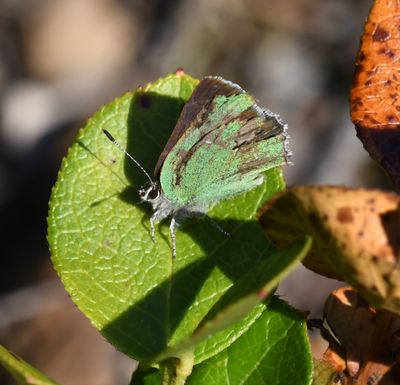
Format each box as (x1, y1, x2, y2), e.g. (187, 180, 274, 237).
(258, 186, 400, 315)
(350, 0, 400, 191)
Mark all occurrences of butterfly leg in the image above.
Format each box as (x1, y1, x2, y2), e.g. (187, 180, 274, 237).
(208, 217, 230, 237)
(189, 211, 230, 237)
(169, 217, 177, 258)
(150, 215, 156, 243)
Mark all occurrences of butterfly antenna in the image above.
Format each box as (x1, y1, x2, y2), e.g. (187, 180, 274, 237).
(102, 129, 154, 184)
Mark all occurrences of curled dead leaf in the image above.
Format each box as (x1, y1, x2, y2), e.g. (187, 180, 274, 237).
(258, 186, 400, 315)
(312, 287, 400, 385)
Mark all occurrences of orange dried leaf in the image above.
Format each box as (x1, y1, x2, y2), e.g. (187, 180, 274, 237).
(350, 0, 400, 190)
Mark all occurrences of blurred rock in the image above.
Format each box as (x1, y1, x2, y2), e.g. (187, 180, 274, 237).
(19, 0, 140, 81)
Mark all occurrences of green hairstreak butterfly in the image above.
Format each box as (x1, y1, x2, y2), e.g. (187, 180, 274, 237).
(104, 76, 291, 257)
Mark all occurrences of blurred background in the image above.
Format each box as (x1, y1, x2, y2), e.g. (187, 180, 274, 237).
(0, 0, 391, 384)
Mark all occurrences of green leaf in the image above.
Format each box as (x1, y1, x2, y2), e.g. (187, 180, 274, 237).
(48, 73, 287, 362)
(0, 345, 58, 385)
(131, 297, 313, 385)
(156, 237, 312, 364)
(188, 297, 313, 385)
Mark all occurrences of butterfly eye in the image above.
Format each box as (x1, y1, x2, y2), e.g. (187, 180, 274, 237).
(148, 186, 160, 200)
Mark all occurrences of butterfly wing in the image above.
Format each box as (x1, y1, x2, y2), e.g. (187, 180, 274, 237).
(158, 77, 290, 207)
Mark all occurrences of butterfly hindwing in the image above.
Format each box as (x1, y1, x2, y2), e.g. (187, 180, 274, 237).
(158, 77, 289, 207)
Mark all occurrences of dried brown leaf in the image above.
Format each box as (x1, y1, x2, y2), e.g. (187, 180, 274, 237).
(259, 186, 400, 314)
(315, 287, 400, 385)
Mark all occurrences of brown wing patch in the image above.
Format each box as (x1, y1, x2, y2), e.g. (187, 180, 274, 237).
(174, 106, 285, 186)
(233, 110, 283, 149)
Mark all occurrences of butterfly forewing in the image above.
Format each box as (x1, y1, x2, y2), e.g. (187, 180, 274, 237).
(158, 77, 289, 207)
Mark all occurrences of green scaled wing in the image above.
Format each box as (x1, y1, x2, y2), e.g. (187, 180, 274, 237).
(159, 77, 289, 207)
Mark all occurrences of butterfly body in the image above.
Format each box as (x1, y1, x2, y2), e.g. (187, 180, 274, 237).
(139, 182, 206, 225)
(105, 76, 290, 257)
(138, 175, 209, 256)
(142, 76, 290, 256)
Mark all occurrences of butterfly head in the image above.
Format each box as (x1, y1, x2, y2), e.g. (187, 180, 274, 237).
(139, 183, 161, 202)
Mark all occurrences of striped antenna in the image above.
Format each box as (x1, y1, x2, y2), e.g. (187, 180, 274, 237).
(102, 129, 154, 184)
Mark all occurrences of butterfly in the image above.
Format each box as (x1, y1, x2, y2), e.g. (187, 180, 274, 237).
(104, 76, 290, 257)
